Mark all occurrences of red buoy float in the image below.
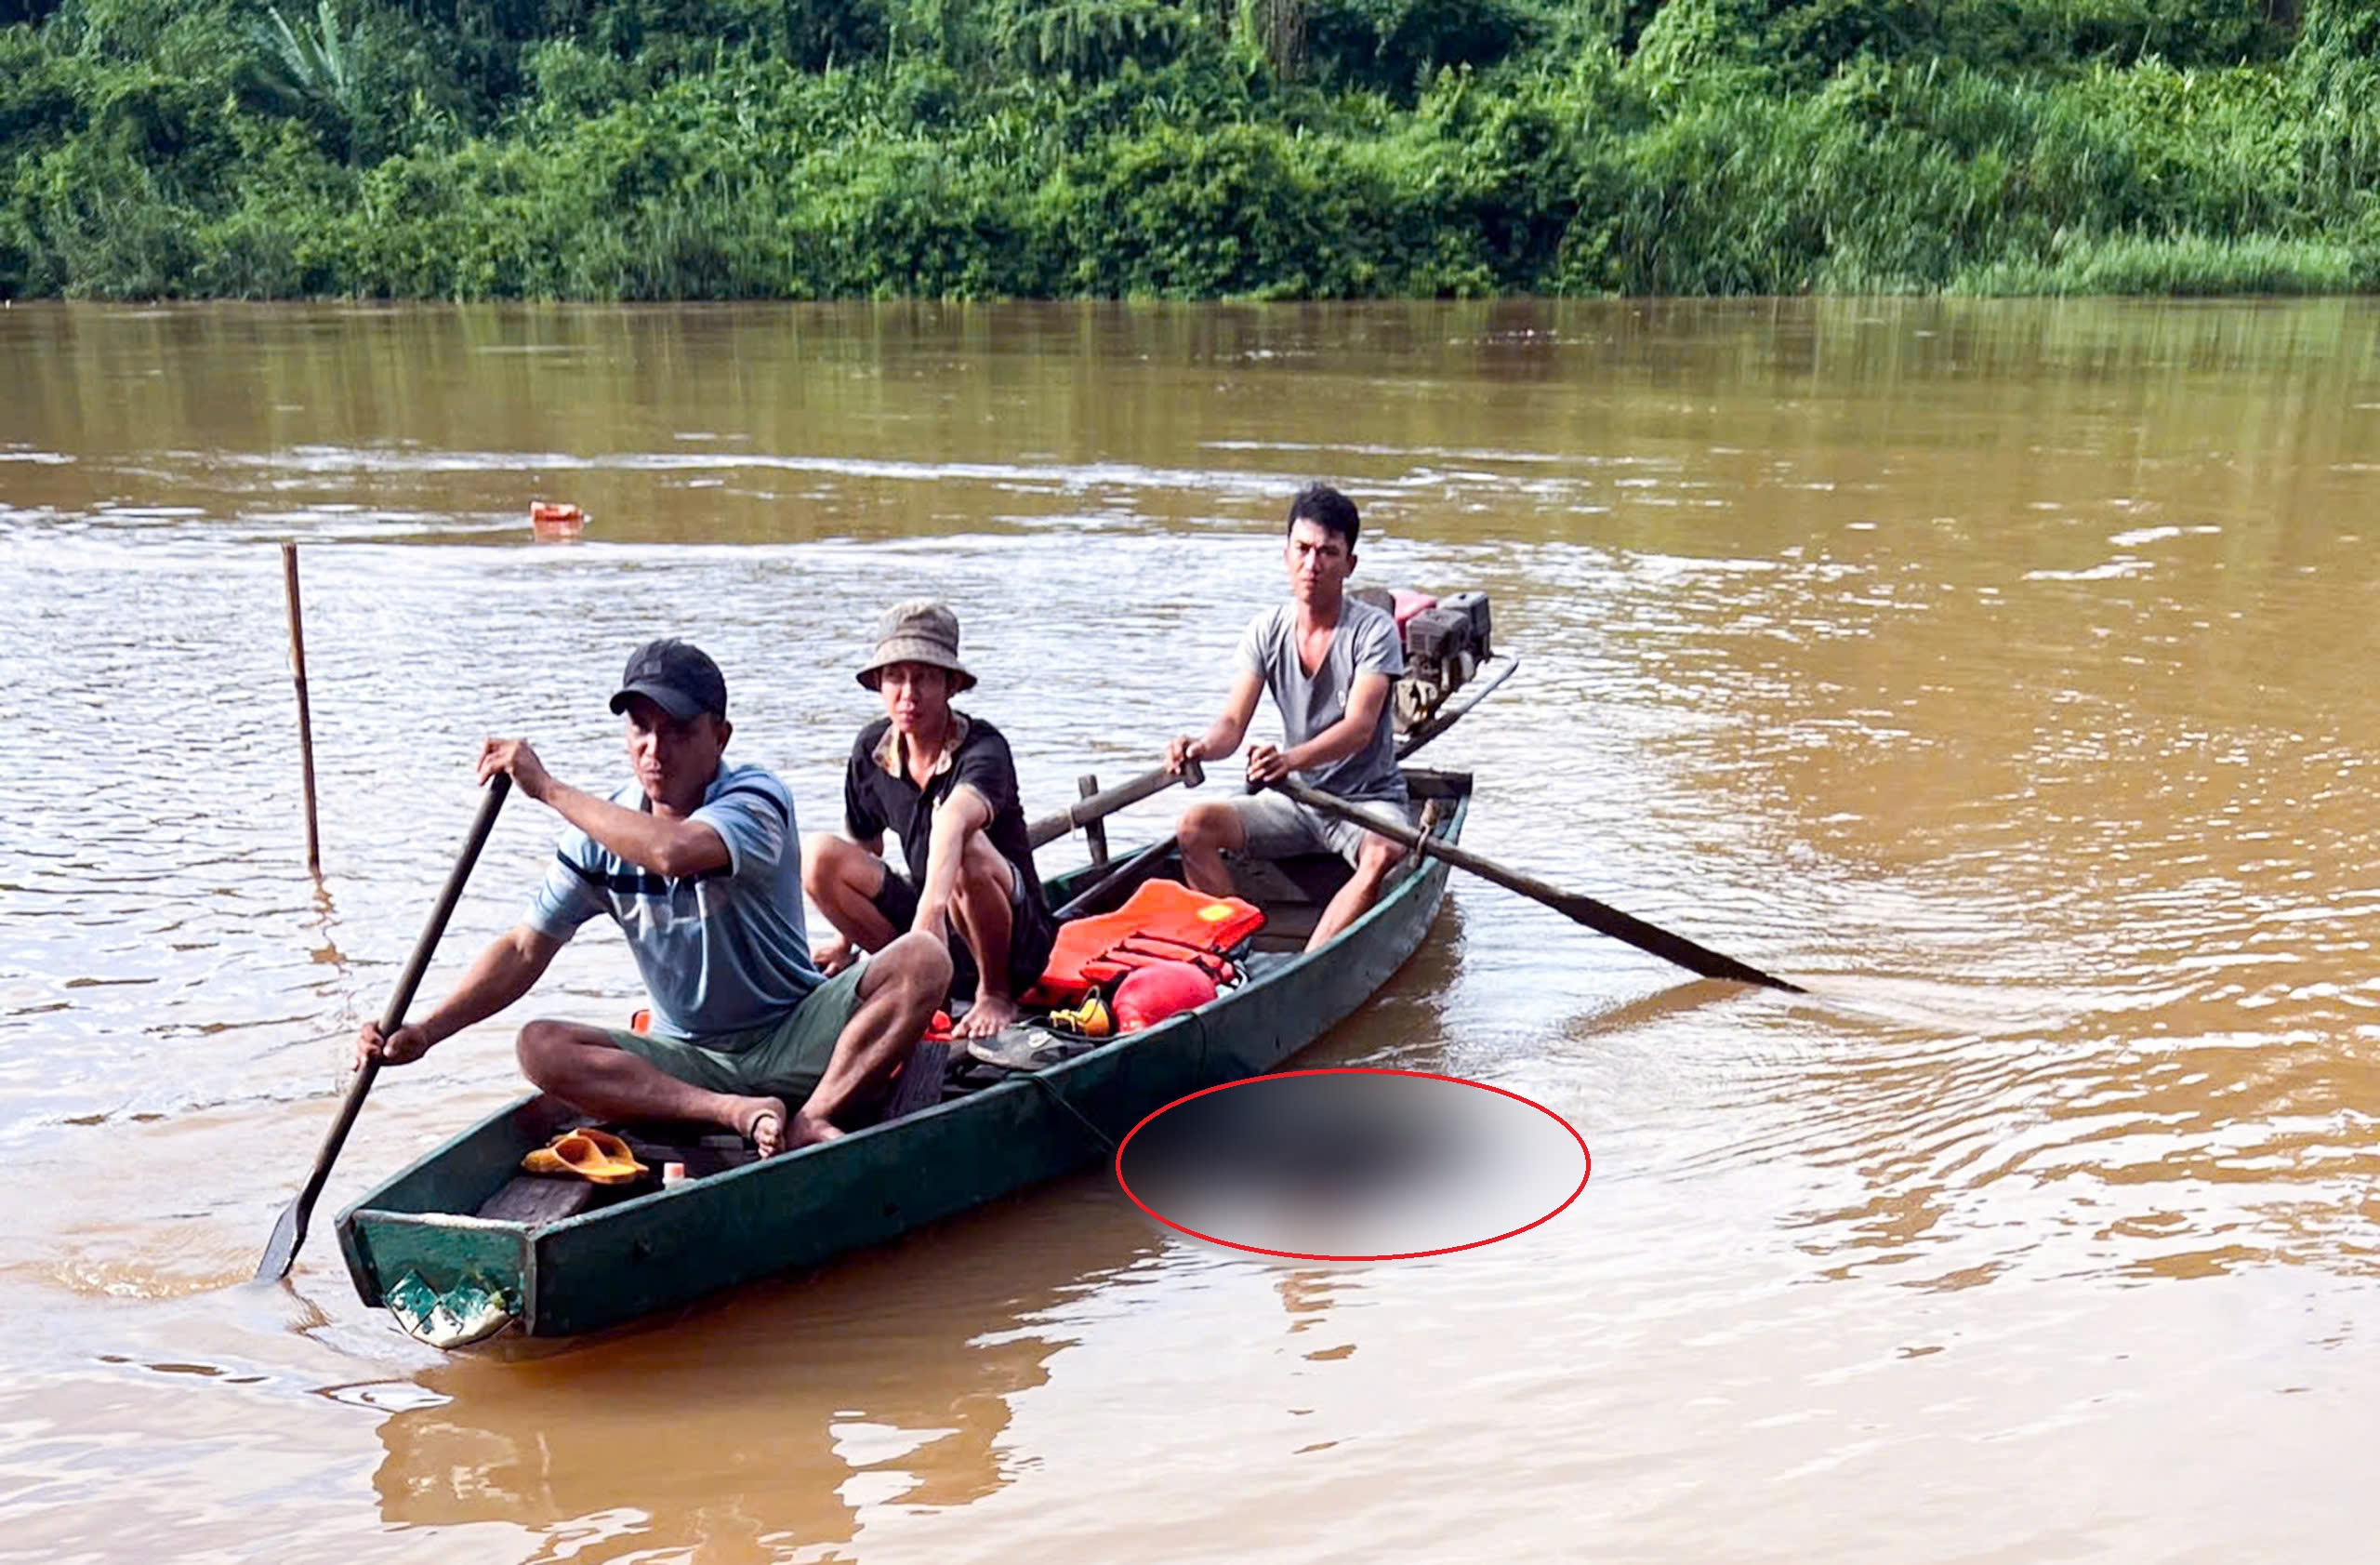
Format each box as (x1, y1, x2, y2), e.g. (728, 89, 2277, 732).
(530, 501, 585, 539)
(1112, 961, 1220, 1033)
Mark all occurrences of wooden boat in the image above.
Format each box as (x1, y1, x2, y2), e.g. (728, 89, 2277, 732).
(335, 767, 1474, 1344)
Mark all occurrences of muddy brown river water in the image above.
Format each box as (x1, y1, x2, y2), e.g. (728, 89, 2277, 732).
(2, 298, 2376, 1562)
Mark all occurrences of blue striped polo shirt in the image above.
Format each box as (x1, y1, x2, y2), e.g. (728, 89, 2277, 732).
(524, 762, 821, 1043)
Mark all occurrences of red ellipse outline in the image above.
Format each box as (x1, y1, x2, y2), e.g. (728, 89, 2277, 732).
(1112, 1067, 1592, 1261)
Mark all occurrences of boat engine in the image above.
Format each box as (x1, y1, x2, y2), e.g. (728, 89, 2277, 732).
(1356, 589, 1494, 734)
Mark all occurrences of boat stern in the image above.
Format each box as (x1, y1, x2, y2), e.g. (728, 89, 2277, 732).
(335, 1093, 575, 1347)
(342, 1208, 530, 1349)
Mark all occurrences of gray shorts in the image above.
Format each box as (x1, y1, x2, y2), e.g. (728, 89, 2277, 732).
(1230, 790, 1415, 867)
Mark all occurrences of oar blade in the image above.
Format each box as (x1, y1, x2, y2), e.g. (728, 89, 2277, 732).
(255, 1198, 306, 1282)
(1543, 887, 1804, 993)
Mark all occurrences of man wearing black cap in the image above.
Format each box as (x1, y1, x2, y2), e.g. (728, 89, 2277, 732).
(355, 638, 952, 1155)
(805, 601, 1057, 1041)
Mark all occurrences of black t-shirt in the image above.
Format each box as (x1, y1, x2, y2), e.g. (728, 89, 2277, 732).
(843, 713, 1051, 935)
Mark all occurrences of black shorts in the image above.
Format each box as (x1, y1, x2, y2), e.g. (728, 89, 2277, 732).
(869, 860, 1057, 1003)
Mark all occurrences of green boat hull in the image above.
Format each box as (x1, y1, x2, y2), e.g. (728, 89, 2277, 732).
(337, 782, 1468, 1340)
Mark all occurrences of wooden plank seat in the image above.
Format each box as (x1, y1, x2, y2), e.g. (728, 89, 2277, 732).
(472, 1122, 753, 1223)
(475, 1174, 615, 1227)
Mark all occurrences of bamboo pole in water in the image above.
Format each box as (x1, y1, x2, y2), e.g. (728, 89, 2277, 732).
(282, 541, 322, 876)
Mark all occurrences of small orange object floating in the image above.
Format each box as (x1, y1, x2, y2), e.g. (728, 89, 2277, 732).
(529, 501, 585, 539)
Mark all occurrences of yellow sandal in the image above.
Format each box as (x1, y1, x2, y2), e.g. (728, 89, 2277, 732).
(521, 1127, 648, 1186)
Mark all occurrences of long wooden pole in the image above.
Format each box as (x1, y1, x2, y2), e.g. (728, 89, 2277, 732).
(282, 542, 322, 876)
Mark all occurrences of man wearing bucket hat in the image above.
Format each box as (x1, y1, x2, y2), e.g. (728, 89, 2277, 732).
(805, 602, 1058, 1041)
(355, 637, 953, 1156)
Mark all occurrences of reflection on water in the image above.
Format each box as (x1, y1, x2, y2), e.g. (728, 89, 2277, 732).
(372, 1183, 1157, 1559)
(5, 297, 2380, 1561)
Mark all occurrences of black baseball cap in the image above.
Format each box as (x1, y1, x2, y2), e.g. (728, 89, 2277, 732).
(609, 639, 728, 722)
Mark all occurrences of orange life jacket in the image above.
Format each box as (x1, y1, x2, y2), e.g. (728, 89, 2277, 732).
(1026, 878, 1264, 1006)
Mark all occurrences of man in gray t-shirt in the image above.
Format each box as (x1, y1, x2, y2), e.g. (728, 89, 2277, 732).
(353, 639, 952, 1157)
(1167, 484, 1412, 952)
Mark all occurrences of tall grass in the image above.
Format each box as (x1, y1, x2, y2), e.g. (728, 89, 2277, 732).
(1957, 232, 2375, 296)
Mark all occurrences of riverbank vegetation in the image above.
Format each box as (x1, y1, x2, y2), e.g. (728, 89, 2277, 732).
(4, 0, 2377, 298)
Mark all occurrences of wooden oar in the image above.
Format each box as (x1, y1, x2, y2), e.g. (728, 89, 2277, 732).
(1026, 757, 1202, 851)
(1266, 776, 1804, 993)
(255, 776, 511, 1282)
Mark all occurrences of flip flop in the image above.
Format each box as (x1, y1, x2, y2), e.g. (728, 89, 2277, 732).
(521, 1128, 648, 1186)
(965, 1025, 1099, 1072)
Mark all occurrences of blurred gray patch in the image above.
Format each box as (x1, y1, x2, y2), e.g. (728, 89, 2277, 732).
(1117, 1070, 1588, 1259)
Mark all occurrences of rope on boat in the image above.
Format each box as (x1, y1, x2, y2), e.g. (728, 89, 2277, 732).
(1020, 1069, 1119, 1157)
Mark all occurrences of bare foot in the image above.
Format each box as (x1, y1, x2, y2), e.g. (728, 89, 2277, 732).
(784, 1109, 844, 1151)
(953, 991, 1023, 1040)
(733, 1096, 789, 1157)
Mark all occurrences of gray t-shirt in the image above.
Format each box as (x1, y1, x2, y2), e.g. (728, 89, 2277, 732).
(1236, 599, 1408, 803)
(525, 762, 822, 1042)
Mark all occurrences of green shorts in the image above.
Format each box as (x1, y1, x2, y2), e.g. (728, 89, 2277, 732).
(603, 962, 870, 1102)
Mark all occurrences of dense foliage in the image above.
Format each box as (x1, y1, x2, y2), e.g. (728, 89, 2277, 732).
(4, 0, 2376, 298)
